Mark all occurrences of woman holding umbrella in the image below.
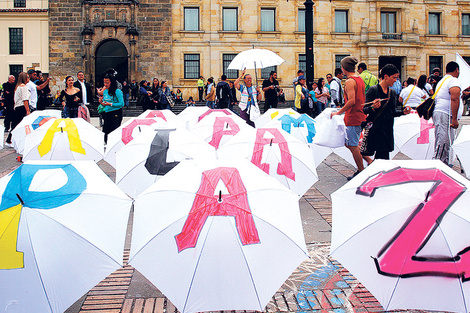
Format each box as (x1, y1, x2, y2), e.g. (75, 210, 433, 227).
(99, 74, 124, 143)
(234, 69, 262, 127)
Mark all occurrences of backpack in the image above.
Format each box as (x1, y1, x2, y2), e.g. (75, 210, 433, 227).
(217, 82, 230, 103)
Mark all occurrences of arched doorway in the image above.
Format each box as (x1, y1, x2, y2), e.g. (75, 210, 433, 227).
(95, 39, 128, 88)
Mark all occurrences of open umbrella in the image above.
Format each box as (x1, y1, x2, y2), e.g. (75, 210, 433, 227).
(129, 158, 307, 313)
(0, 161, 132, 313)
(331, 159, 470, 312)
(177, 106, 210, 129)
(254, 108, 300, 128)
(452, 124, 470, 178)
(23, 118, 104, 162)
(104, 117, 169, 168)
(10, 109, 62, 154)
(227, 49, 285, 86)
(217, 127, 318, 197)
(116, 127, 216, 198)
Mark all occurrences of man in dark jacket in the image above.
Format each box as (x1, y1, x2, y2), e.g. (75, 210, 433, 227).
(74, 71, 93, 105)
(216, 75, 231, 109)
(2, 75, 15, 131)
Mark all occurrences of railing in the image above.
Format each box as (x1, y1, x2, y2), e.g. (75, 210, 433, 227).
(382, 33, 402, 40)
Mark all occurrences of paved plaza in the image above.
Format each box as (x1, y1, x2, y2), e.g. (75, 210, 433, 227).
(1, 115, 469, 313)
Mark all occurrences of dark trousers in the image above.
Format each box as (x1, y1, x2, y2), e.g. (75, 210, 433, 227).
(103, 108, 123, 143)
(198, 87, 204, 102)
(6, 106, 27, 143)
(263, 97, 278, 113)
(374, 150, 390, 160)
(3, 107, 14, 131)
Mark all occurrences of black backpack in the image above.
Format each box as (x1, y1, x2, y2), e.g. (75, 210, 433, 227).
(217, 82, 230, 102)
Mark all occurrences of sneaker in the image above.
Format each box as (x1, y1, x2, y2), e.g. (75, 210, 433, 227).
(346, 170, 360, 181)
(4, 142, 13, 148)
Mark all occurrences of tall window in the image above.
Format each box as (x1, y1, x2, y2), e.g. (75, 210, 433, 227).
(14, 0, 26, 7)
(299, 54, 306, 72)
(184, 7, 199, 31)
(298, 9, 305, 32)
(260, 8, 275, 31)
(335, 10, 348, 33)
(9, 28, 23, 55)
(429, 56, 443, 75)
(335, 54, 349, 69)
(9, 65, 23, 78)
(261, 66, 277, 79)
(223, 54, 239, 79)
(381, 12, 396, 33)
(463, 14, 470, 35)
(429, 13, 441, 35)
(223, 8, 238, 31)
(184, 54, 200, 79)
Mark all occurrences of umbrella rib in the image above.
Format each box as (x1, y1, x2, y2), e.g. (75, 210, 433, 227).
(23, 210, 55, 313)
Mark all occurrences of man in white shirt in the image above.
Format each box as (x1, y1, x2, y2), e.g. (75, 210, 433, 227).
(26, 69, 39, 110)
(399, 77, 426, 108)
(432, 61, 462, 165)
(73, 71, 93, 105)
(329, 68, 344, 107)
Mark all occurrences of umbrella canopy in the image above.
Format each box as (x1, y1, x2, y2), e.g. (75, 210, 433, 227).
(116, 127, 216, 198)
(390, 113, 435, 160)
(188, 109, 250, 149)
(177, 106, 210, 129)
(0, 161, 132, 313)
(22, 118, 105, 162)
(457, 52, 470, 91)
(104, 117, 170, 168)
(452, 124, 470, 178)
(227, 49, 285, 70)
(254, 108, 300, 128)
(331, 159, 470, 312)
(129, 158, 307, 313)
(217, 127, 318, 197)
(11, 109, 62, 154)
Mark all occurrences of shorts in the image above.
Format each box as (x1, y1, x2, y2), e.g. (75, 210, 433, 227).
(346, 125, 362, 147)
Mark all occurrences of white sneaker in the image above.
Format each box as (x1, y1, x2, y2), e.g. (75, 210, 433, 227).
(4, 143, 13, 148)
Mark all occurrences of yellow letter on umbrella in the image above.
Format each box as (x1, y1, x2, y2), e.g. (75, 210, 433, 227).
(0, 204, 24, 269)
(37, 119, 86, 157)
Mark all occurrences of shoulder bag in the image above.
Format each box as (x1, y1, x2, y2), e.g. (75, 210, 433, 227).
(416, 76, 451, 120)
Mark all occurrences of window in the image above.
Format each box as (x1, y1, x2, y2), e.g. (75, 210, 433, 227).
(429, 56, 443, 75)
(184, 54, 200, 79)
(429, 13, 441, 35)
(299, 54, 306, 72)
(9, 28, 23, 55)
(223, 8, 238, 31)
(463, 56, 470, 65)
(335, 54, 349, 70)
(335, 10, 348, 33)
(381, 12, 396, 33)
(298, 9, 305, 32)
(463, 14, 470, 35)
(223, 54, 239, 79)
(9, 65, 23, 78)
(261, 66, 277, 79)
(260, 8, 275, 31)
(184, 7, 199, 31)
(14, 0, 26, 7)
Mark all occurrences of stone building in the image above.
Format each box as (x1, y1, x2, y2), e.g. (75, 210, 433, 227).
(0, 0, 49, 80)
(48, 0, 172, 92)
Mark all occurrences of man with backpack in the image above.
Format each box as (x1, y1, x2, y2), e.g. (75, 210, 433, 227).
(216, 74, 231, 109)
(358, 62, 378, 93)
(262, 71, 279, 113)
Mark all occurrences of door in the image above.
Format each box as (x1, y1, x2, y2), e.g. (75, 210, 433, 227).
(95, 40, 128, 88)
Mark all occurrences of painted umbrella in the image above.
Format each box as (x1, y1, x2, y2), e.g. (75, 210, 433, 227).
(0, 161, 132, 313)
(129, 158, 307, 313)
(331, 160, 470, 312)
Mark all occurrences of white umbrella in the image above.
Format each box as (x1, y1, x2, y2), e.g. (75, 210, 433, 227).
(227, 49, 285, 71)
(456, 52, 470, 90)
(11, 109, 62, 154)
(23, 118, 104, 162)
(452, 124, 470, 178)
(116, 127, 216, 198)
(217, 127, 318, 197)
(331, 159, 470, 312)
(254, 108, 300, 128)
(0, 124, 4, 149)
(177, 106, 210, 129)
(0, 161, 132, 313)
(129, 158, 307, 313)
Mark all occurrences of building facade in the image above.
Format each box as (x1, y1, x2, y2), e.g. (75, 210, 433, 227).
(173, 0, 470, 100)
(0, 0, 49, 80)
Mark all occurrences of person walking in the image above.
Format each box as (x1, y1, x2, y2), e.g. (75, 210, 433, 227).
(130, 80, 138, 101)
(216, 75, 231, 109)
(60, 76, 82, 118)
(262, 71, 279, 113)
(2, 75, 16, 132)
(329, 68, 344, 108)
(205, 78, 215, 109)
(150, 78, 160, 110)
(74, 71, 93, 106)
(432, 61, 462, 165)
(234, 70, 261, 127)
(229, 80, 238, 112)
(159, 81, 173, 110)
(362, 64, 411, 160)
(99, 74, 124, 143)
(6, 72, 31, 146)
(138, 80, 152, 111)
(315, 77, 330, 112)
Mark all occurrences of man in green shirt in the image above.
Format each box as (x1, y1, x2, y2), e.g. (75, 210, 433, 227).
(358, 63, 378, 93)
(197, 76, 204, 102)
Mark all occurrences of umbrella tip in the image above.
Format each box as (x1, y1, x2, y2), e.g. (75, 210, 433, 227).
(218, 190, 223, 203)
(60, 127, 63, 133)
(16, 193, 24, 205)
(270, 139, 273, 146)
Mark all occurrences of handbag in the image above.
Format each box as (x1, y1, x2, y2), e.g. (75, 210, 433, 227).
(165, 93, 175, 107)
(97, 104, 106, 114)
(249, 103, 260, 122)
(416, 76, 451, 120)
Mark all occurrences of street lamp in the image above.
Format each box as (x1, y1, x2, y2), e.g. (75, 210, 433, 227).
(304, 0, 314, 90)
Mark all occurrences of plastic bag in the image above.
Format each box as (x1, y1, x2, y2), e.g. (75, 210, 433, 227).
(312, 108, 346, 148)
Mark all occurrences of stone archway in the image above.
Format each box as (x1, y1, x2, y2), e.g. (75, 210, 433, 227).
(95, 39, 129, 87)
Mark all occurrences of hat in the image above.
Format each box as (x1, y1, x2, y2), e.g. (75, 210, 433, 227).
(340, 56, 359, 73)
(298, 75, 306, 80)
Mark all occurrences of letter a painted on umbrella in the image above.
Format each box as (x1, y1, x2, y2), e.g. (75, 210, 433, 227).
(251, 128, 295, 181)
(357, 167, 470, 280)
(208, 117, 240, 149)
(37, 119, 86, 157)
(198, 109, 232, 122)
(0, 164, 87, 269)
(417, 117, 435, 144)
(175, 167, 260, 252)
(145, 111, 168, 121)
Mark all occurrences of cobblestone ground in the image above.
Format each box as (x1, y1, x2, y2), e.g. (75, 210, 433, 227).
(3, 116, 467, 313)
